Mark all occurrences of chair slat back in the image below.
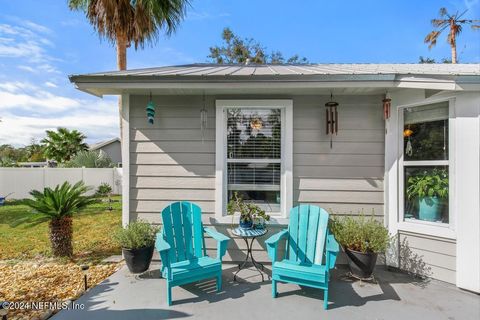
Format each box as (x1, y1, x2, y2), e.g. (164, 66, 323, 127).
(161, 202, 204, 263)
(286, 205, 329, 265)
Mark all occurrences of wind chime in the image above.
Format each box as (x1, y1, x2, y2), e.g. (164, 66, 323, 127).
(382, 93, 391, 120)
(403, 125, 414, 157)
(200, 93, 208, 143)
(325, 93, 339, 148)
(146, 92, 155, 124)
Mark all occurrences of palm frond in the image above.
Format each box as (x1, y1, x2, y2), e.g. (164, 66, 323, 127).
(431, 19, 448, 27)
(424, 30, 441, 48)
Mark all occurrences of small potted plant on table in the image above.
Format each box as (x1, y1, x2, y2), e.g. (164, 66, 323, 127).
(113, 221, 158, 273)
(227, 192, 270, 230)
(406, 169, 448, 222)
(330, 215, 390, 279)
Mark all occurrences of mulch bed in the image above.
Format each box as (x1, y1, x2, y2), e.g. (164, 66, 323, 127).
(0, 260, 121, 320)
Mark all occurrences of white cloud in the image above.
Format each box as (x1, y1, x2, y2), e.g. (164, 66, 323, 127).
(44, 81, 57, 88)
(0, 21, 59, 73)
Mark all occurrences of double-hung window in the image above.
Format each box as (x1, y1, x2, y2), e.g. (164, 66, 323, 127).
(399, 101, 452, 227)
(215, 100, 292, 221)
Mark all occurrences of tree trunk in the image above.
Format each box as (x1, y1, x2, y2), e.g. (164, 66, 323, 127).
(49, 216, 73, 257)
(116, 33, 128, 141)
(450, 21, 457, 64)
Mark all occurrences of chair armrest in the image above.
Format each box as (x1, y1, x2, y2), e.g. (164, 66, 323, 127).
(155, 232, 171, 274)
(326, 233, 340, 270)
(204, 227, 230, 260)
(265, 229, 288, 262)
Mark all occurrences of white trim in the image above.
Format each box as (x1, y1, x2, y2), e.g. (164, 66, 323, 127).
(396, 98, 456, 239)
(215, 99, 293, 224)
(121, 94, 130, 228)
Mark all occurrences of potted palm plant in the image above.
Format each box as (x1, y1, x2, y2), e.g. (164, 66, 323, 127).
(25, 181, 96, 257)
(406, 169, 448, 222)
(330, 215, 390, 279)
(113, 221, 158, 273)
(227, 192, 270, 230)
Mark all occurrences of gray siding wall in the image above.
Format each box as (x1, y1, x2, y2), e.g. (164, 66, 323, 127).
(398, 231, 456, 284)
(129, 94, 384, 262)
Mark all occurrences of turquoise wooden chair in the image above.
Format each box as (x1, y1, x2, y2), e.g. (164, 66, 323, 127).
(265, 205, 339, 309)
(155, 201, 230, 305)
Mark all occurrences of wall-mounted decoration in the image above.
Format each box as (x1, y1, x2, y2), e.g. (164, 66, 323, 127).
(383, 93, 391, 120)
(146, 92, 155, 124)
(200, 94, 208, 143)
(325, 94, 339, 148)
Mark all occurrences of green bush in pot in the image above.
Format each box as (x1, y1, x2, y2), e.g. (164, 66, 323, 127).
(406, 168, 448, 222)
(113, 221, 159, 273)
(330, 214, 389, 279)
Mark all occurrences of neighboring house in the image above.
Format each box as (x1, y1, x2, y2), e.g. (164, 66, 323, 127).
(90, 137, 122, 166)
(70, 63, 480, 293)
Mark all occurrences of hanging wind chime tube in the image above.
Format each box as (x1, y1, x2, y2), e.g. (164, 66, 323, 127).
(382, 93, 391, 120)
(325, 93, 339, 148)
(146, 92, 155, 124)
(200, 93, 208, 143)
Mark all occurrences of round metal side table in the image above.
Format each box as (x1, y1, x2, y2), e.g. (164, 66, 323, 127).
(232, 227, 268, 282)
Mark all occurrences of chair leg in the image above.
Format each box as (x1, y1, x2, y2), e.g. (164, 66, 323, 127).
(166, 282, 172, 306)
(216, 274, 222, 292)
(323, 288, 328, 310)
(272, 279, 277, 298)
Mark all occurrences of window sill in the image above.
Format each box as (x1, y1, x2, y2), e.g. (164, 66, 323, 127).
(397, 220, 456, 240)
(214, 214, 289, 226)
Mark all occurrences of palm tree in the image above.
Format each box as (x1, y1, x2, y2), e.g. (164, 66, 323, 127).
(64, 150, 115, 168)
(41, 127, 88, 163)
(25, 182, 96, 257)
(68, 0, 189, 70)
(424, 8, 479, 64)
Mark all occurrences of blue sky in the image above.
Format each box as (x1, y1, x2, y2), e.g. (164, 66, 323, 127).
(0, 0, 479, 146)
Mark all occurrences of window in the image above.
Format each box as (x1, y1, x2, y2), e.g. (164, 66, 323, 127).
(401, 102, 450, 224)
(216, 100, 292, 221)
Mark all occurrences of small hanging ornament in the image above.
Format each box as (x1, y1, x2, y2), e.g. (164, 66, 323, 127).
(382, 93, 391, 120)
(403, 126, 414, 156)
(146, 92, 155, 124)
(200, 93, 208, 143)
(325, 93, 339, 148)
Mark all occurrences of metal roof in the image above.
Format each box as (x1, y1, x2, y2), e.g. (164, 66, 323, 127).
(75, 63, 480, 78)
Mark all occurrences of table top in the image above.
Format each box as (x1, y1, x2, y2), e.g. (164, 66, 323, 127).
(232, 227, 267, 238)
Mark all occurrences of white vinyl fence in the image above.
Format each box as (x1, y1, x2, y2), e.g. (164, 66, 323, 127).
(0, 168, 122, 199)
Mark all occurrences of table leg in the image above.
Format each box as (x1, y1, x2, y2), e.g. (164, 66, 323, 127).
(233, 236, 267, 282)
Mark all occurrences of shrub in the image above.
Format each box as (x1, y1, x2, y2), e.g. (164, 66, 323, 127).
(113, 221, 159, 250)
(64, 150, 114, 168)
(96, 183, 113, 197)
(329, 214, 390, 253)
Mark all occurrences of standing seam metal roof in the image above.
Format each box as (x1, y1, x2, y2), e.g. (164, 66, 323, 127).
(77, 63, 480, 78)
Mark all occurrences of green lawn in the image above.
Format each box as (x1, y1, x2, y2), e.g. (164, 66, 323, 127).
(0, 197, 122, 262)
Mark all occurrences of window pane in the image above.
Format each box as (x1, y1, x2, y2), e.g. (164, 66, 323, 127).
(403, 103, 448, 161)
(228, 190, 280, 213)
(228, 162, 280, 186)
(227, 108, 281, 159)
(404, 166, 449, 223)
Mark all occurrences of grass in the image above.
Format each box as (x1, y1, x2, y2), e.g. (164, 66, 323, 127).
(0, 196, 122, 263)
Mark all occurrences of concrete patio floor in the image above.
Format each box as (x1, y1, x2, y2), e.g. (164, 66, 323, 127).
(53, 262, 479, 320)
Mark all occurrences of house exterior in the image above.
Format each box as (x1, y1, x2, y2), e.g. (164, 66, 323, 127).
(90, 137, 122, 166)
(70, 63, 480, 293)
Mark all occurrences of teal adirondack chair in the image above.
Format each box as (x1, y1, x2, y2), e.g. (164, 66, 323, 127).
(156, 202, 230, 305)
(265, 205, 340, 309)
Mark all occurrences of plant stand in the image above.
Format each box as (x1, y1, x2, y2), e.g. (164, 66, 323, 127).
(232, 227, 268, 282)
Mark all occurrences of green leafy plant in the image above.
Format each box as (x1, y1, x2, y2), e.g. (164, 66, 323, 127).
(64, 150, 114, 168)
(227, 192, 270, 223)
(113, 221, 159, 250)
(406, 169, 449, 200)
(330, 214, 390, 253)
(96, 182, 113, 197)
(24, 181, 96, 257)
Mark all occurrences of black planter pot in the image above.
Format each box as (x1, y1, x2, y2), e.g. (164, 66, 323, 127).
(344, 248, 378, 279)
(239, 219, 253, 230)
(123, 245, 154, 273)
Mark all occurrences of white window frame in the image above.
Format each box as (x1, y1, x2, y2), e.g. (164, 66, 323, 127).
(397, 98, 456, 239)
(215, 100, 293, 224)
